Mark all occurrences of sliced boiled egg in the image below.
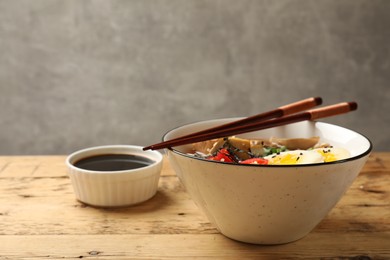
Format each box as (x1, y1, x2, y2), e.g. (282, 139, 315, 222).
(313, 147, 350, 163)
(264, 147, 351, 165)
(264, 150, 324, 165)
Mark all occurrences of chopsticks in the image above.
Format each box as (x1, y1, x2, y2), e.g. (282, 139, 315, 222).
(158, 97, 322, 143)
(143, 99, 357, 151)
(143, 97, 321, 151)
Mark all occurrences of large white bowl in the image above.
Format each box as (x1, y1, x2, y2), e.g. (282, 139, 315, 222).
(164, 119, 372, 244)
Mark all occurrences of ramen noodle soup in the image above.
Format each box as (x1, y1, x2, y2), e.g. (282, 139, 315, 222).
(189, 136, 350, 165)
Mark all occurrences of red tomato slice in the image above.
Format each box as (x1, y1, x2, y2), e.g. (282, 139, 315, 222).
(240, 158, 268, 165)
(208, 148, 233, 163)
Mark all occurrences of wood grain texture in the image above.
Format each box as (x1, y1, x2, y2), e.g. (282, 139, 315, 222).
(0, 153, 389, 259)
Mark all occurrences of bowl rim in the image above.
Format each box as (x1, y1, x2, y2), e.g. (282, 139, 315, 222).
(162, 119, 373, 168)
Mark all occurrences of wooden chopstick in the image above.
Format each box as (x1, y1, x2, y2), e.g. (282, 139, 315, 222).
(143, 97, 322, 151)
(143, 101, 357, 151)
(165, 97, 322, 142)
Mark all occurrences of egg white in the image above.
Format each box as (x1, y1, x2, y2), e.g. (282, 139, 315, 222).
(313, 147, 350, 163)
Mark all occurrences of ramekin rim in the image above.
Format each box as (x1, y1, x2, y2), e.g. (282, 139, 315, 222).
(66, 144, 163, 174)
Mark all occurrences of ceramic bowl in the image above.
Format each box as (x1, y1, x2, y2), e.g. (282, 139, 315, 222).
(163, 119, 371, 244)
(66, 145, 163, 207)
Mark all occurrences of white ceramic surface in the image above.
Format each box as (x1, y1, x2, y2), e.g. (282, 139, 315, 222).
(66, 145, 163, 207)
(164, 119, 372, 244)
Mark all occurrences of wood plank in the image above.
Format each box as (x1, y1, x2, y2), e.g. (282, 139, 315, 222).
(0, 175, 215, 236)
(1, 233, 389, 259)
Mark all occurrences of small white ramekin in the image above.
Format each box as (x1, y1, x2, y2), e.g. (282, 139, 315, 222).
(66, 145, 163, 207)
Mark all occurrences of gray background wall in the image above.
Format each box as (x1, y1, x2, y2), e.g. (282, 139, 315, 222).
(0, 0, 389, 155)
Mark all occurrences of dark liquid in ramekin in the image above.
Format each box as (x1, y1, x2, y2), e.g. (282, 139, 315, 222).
(74, 154, 154, 171)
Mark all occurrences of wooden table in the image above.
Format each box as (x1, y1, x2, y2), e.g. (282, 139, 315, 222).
(0, 153, 389, 259)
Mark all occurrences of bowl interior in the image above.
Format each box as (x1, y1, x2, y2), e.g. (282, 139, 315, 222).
(164, 119, 372, 163)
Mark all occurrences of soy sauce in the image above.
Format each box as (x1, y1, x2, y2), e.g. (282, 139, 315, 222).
(74, 154, 154, 171)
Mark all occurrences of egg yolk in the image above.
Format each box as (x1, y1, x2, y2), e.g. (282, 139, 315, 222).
(271, 153, 301, 165)
(316, 149, 337, 162)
